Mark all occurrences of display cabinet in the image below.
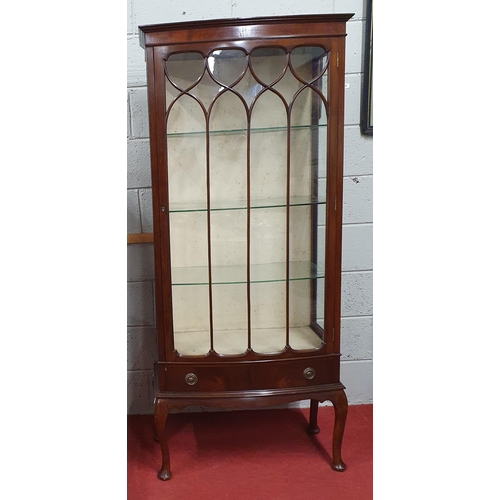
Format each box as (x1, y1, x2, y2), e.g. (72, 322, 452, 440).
(139, 14, 353, 480)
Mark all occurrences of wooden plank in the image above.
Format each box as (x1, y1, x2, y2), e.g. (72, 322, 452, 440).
(127, 233, 154, 244)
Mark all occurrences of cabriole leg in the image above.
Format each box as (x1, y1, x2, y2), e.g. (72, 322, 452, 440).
(331, 389, 348, 472)
(307, 399, 320, 434)
(154, 397, 172, 480)
(152, 419, 159, 442)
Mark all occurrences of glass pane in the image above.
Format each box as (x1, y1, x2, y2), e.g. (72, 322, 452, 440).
(250, 204, 286, 353)
(209, 91, 247, 206)
(232, 68, 263, 109)
(250, 207, 286, 271)
(167, 103, 207, 207)
(207, 49, 247, 87)
(213, 284, 248, 355)
(250, 88, 286, 130)
(167, 53, 211, 356)
(209, 89, 249, 355)
(165, 52, 205, 91)
(167, 92, 206, 137)
(210, 209, 247, 269)
(316, 277, 325, 331)
(289, 279, 323, 350)
(250, 47, 287, 86)
(289, 204, 311, 263)
(169, 212, 209, 270)
(287, 51, 328, 351)
(312, 204, 326, 347)
(317, 122, 327, 185)
(249, 128, 288, 203)
(251, 281, 286, 354)
(250, 91, 287, 204)
(290, 126, 313, 200)
(172, 284, 211, 355)
(289, 204, 325, 351)
(316, 70, 328, 127)
(290, 46, 328, 83)
(189, 71, 223, 117)
(271, 67, 304, 105)
(290, 86, 327, 133)
(317, 207, 326, 272)
(170, 211, 210, 355)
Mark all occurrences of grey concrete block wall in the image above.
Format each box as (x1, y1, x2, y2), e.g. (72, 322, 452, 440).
(127, 243, 156, 414)
(127, 190, 141, 234)
(127, 0, 373, 414)
(127, 140, 151, 188)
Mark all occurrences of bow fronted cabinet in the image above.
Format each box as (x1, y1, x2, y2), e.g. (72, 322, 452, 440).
(139, 14, 354, 480)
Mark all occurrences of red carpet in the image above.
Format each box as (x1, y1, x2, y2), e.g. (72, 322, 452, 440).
(128, 405, 372, 499)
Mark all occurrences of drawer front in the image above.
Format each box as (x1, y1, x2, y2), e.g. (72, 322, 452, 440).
(159, 356, 338, 392)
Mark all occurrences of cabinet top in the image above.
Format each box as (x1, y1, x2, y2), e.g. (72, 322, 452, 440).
(139, 14, 354, 48)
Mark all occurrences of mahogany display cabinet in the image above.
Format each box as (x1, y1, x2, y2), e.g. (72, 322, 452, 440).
(139, 13, 354, 480)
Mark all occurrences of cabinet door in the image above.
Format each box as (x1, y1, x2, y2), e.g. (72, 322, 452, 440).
(161, 45, 331, 357)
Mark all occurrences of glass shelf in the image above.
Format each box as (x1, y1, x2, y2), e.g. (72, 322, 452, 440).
(168, 194, 326, 213)
(171, 260, 324, 286)
(166, 123, 326, 138)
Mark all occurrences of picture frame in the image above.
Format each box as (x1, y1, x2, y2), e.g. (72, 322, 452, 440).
(360, 0, 373, 135)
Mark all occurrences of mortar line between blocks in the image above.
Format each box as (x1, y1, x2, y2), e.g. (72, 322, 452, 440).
(342, 269, 373, 275)
(342, 222, 373, 227)
(344, 174, 372, 179)
(341, 314, 373, 320)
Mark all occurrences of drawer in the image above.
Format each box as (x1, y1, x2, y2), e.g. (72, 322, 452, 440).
(158, 355, 338, 392)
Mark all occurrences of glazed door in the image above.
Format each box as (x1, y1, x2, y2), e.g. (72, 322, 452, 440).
(152, 41, 339, 359)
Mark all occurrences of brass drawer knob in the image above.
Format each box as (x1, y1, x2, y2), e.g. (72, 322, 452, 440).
(303, 367, 315, 380)
(185, 373, 198, 386)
